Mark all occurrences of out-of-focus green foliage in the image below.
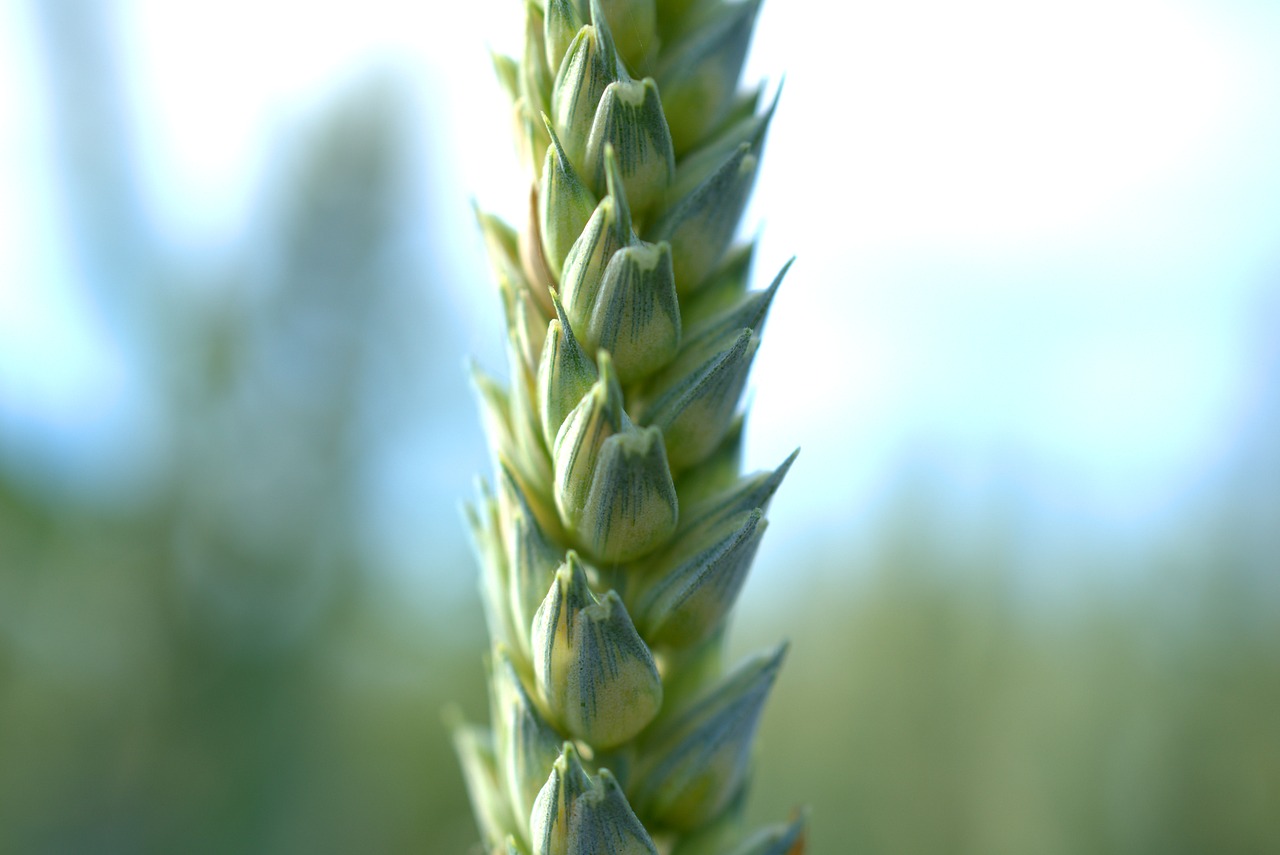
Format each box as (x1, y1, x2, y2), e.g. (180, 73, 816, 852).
(741, 508, 1280, 855)
(7, 467, 1279, 854)
(0, 480, 485, 853)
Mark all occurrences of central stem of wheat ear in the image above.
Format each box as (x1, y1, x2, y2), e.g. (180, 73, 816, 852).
(453, 1, 805, 852)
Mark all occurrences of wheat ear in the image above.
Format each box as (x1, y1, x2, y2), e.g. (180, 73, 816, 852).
(455, 1, 804, 852)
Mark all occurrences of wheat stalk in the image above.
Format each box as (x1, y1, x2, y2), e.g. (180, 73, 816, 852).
(455, 1, 803, 852)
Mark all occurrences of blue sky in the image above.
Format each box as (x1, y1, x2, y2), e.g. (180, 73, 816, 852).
(3, 0, 1280, 591)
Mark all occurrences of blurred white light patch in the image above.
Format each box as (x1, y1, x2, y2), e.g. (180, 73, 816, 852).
(125, 0, 522, 248)
(751, 0, 1250, 249)
(744, 0, 1280, 543)
(126, 0, 403, 246)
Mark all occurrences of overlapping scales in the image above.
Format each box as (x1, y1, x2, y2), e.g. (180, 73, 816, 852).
(458, 0, 803, 851)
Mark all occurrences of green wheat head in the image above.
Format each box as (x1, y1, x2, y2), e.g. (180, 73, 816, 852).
(455, 1, 804, 852)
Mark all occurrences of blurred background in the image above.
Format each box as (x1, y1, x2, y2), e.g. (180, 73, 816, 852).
(2, 0, 1279, 852)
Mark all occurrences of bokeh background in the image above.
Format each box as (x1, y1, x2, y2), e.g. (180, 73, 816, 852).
(3, 0, 1279, 852)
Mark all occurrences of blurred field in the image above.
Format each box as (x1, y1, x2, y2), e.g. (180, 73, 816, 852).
(741, 514, 1280, 854)
(5, 470, 1279, 853)
(3, 4, 1280, 853)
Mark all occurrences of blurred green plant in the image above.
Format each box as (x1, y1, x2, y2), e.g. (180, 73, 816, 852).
(743, 500, 1280, 855)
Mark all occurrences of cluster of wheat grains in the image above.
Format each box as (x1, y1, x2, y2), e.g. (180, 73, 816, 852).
(454, 0, 804, 852)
